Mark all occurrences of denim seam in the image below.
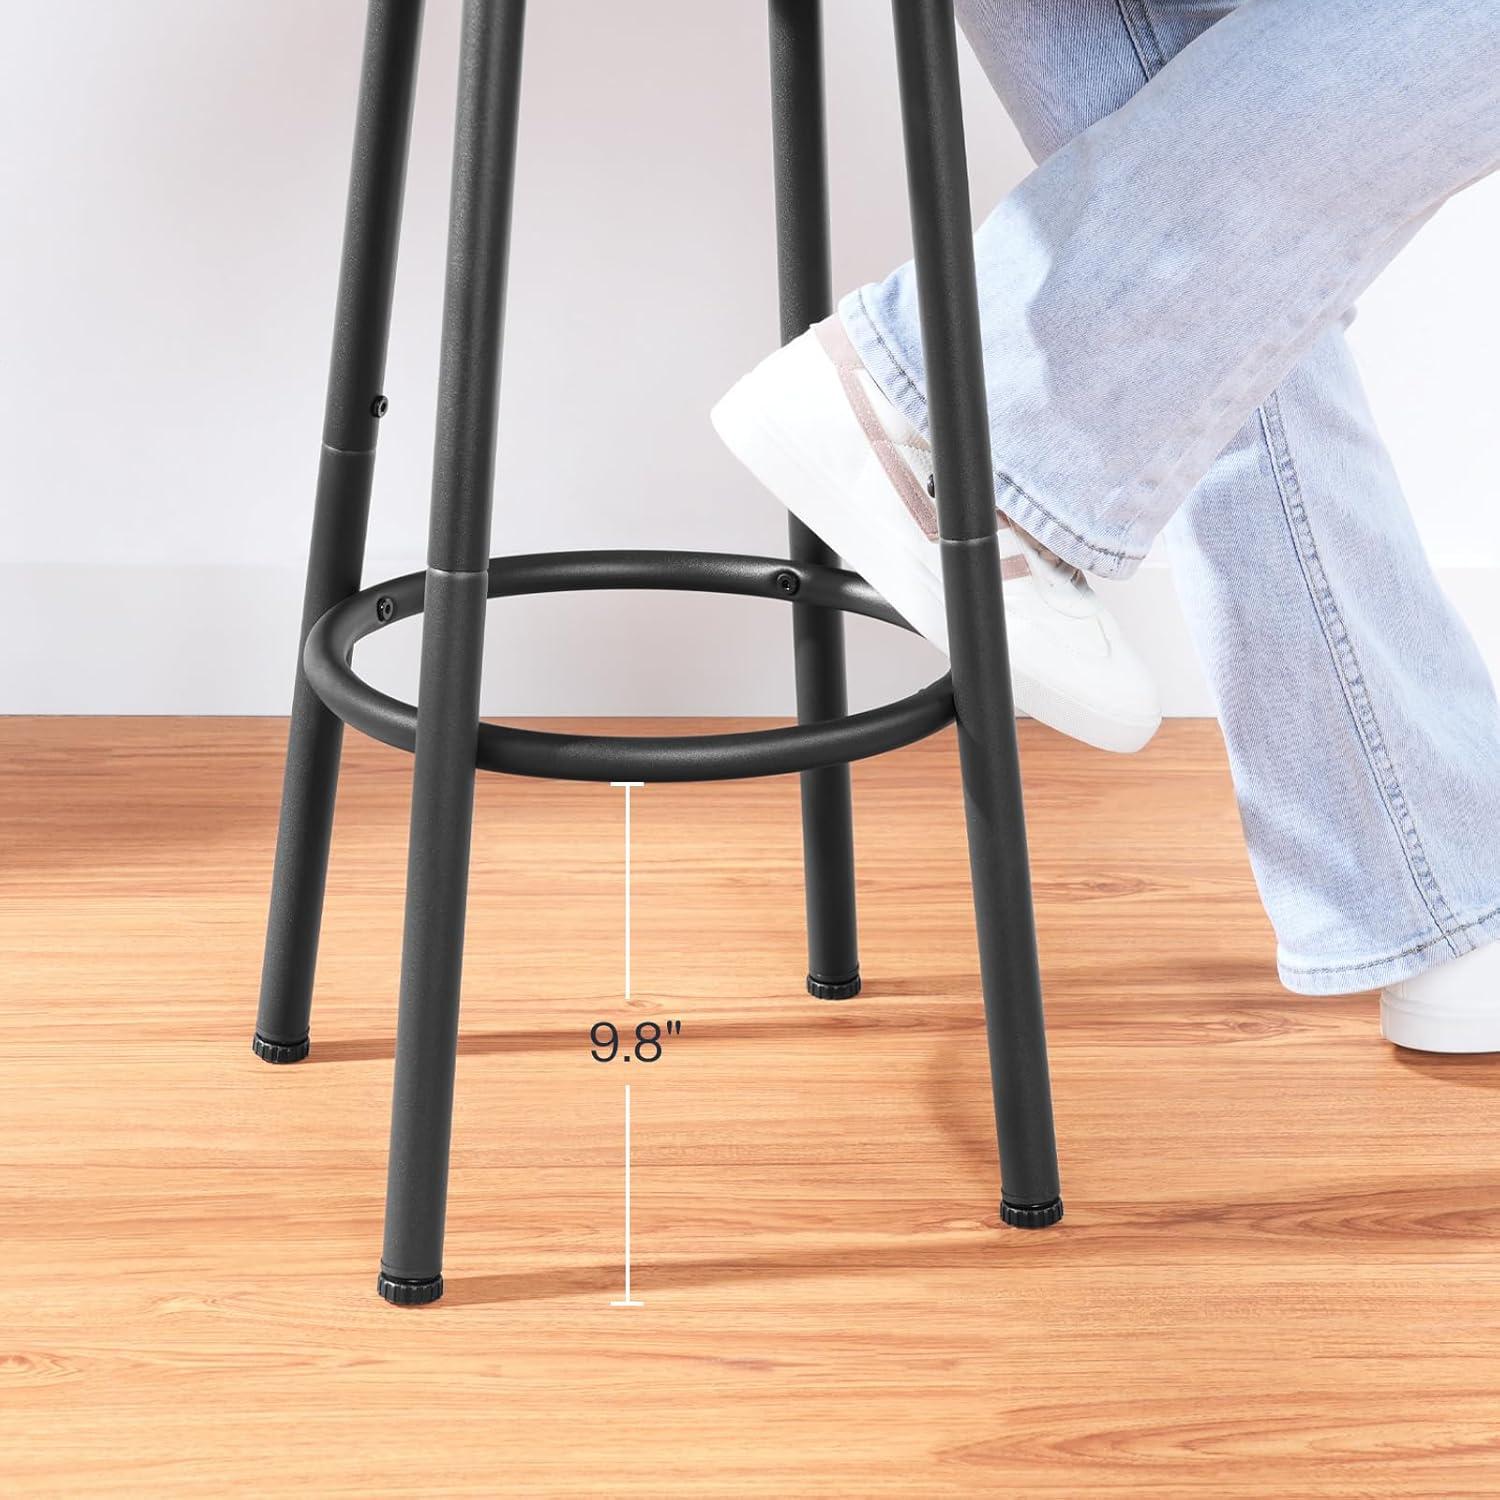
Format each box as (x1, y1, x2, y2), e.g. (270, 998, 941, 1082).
(848, 288, 1145, 571)
(1280, 898, 1500, 978)
(1258, 394, 1460, 950)
(1115, 0, 1167, 82)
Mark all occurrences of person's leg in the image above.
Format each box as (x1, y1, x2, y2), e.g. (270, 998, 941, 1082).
(943, 0, 1500, 997)
(846, 0, 1500, 580)
(1169, 339, 1500, 996)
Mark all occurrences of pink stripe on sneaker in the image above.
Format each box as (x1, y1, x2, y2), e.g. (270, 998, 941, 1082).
(813, 318, 1035, 586)
(815, 317, 941, 541)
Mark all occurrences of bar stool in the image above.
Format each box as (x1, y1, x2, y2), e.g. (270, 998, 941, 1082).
(253, 0, 1062, 1306)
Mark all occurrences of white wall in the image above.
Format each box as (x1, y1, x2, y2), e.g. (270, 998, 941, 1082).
(3, 1, 1498, 716)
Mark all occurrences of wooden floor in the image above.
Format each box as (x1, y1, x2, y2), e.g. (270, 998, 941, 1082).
(4, 717, 1500, 1496)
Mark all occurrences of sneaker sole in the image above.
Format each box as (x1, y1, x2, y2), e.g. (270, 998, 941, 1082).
(1380, 995, 1500, 1053)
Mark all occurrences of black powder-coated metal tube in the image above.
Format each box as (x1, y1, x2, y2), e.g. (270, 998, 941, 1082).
(768, 0, 862, 999)
(890, 0, 1062, 1221)
(378, 0, 529, 1304)
(254, 0, 425, 1062)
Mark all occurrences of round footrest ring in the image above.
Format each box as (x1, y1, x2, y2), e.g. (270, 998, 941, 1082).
(303, 549, 956, 784)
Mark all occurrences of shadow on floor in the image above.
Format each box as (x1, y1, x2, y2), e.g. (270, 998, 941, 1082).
(439, 1235, 1058, 1309)
(438, 1172, 1500, 1308)
(1392, 1048, 1500, 1091)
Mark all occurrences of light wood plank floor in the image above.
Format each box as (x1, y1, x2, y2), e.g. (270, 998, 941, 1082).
(4, 717, 1499, 1496)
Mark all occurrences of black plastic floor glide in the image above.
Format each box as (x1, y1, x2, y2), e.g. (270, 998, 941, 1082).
(252, 1033, 311, 1065)
(1001, 1198, 1065, 1229)
(807, 972, 863, 1001)
(377, 1272, 444, 1307)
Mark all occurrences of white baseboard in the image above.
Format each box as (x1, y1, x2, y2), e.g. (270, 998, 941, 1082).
(7, 560, 1498, 718)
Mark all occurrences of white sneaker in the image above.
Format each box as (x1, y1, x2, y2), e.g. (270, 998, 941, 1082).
(1381, 943, 1500, 1053)
(711, 316, 1161, 754)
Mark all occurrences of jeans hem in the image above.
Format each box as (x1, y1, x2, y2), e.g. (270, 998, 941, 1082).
(1277, 905, 1500, 996)
(839, 289, 1150, 581)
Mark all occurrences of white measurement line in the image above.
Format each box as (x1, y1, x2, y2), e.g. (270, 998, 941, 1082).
(611, 782, 644, 1000)
(609, 1083, 643, 1308)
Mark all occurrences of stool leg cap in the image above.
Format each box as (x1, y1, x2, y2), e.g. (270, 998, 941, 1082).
(1001, 1197, 1064, 1229)
(377, 1272, 444, 1306)
(807, 971, 861, 1001)
(252, 1033, 310, 1065)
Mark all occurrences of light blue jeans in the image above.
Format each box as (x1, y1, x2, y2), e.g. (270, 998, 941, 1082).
(843, 0, 1500, 995)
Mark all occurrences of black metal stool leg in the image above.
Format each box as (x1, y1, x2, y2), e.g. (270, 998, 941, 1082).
(890, 1, 1063, 1225)
(768, 1, 861, 1001)
(254, 0, 425, 1064)
(377, 0, 527, 1307)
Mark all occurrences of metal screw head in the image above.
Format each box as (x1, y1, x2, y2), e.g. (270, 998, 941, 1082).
(375, 596, 396, 624)
(370, 395, 389, 419)
(775, 570, 800, 597)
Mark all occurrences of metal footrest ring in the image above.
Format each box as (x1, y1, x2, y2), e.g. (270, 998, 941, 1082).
(302, 549, 956, 783)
